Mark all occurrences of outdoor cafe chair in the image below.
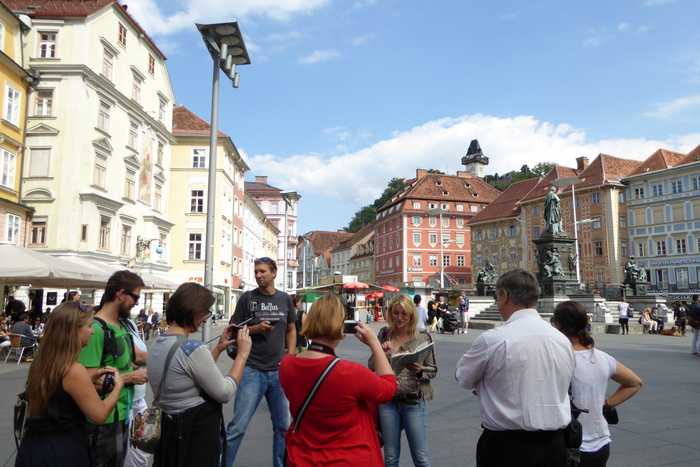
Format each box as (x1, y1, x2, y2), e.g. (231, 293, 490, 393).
(4, 334, 37, 364)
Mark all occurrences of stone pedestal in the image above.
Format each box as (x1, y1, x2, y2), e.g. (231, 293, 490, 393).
(623, 281, 649, 296)
(626, 295, 670, 320)
(476, 282, 495, 297)
(532, 235, 578, 296)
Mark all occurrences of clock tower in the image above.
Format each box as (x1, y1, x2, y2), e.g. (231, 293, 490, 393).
(461, 139, 489, 179)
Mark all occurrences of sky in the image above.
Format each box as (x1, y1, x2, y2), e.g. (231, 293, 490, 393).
(125, 0, 700, 234)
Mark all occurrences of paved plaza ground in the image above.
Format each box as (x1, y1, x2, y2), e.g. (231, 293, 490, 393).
(1, 320, 699, 466)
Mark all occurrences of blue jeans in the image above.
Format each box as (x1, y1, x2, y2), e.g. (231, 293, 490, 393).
(225, 368, 290, 467)
(379, 400, 431, 467)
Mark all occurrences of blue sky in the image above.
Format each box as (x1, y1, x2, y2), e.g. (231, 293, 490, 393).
(127, 0, 700, 233)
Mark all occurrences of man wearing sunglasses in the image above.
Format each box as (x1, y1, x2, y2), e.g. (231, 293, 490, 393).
(226, 257, 296, 467)
(80, 270, 149, 467)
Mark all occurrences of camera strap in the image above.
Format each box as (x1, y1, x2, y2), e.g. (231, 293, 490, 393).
(292, 357, 341, 433)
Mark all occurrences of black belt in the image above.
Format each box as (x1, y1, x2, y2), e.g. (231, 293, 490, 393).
(391, 393, 422, 405)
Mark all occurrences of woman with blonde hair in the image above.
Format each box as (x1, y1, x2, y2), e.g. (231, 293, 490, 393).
(553, 301, 642, 466)
(16, 302, 124, 466)
(279, 294, 396, 466)
(370, 293, 437, 467)
(641, 308, 658, 334)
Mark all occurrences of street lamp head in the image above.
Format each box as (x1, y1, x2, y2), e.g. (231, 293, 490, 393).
(196, 20, 251, 66)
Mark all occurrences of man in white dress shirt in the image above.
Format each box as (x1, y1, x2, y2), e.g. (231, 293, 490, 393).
(455, 269, 575, 467)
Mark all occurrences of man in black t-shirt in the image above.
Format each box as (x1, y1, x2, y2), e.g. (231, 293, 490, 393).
(225, 257, 296, 467)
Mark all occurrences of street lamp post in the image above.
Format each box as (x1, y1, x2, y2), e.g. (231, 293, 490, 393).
(550, 177, 584, 283)
(196, 20, 250, 343)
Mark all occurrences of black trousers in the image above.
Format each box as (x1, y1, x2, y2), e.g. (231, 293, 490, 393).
(477, 428, 567, 467)
(580, 443, 610, 467)
(619, 318, 629, 333)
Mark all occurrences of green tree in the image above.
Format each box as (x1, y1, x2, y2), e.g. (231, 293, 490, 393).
(372, 177, 407, 210)
(531, 162, 555, 177)
(345, 177, 407, 233)
(346, 205, 376, 233)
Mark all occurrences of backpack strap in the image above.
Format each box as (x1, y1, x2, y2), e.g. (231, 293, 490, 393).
(93, 317, 136, 367)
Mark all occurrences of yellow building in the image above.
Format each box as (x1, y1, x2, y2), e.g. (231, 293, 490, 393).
(169, 105, 249, 316)
(0, 2, 33, 245)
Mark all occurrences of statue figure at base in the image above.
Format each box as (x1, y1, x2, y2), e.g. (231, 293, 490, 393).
(537, 248, 565, 278)
(624, 256, 647, 282)
(476, 259, 498, 283)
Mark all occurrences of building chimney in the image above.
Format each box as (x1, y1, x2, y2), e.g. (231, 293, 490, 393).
(576, 157, 589, 171)
(255, 176, 268, 184)
(416, 169, 428, 179)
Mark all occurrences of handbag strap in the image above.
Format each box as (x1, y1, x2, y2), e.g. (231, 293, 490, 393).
(292, 357, 341, 432)
(153, 335, 186, 406)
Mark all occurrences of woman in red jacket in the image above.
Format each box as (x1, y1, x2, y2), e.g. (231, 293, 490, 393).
(279, 295, 396, 466)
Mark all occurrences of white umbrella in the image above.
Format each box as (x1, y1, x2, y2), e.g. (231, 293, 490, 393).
(56, 255, 180, 291)
(0, 244, 111, 288)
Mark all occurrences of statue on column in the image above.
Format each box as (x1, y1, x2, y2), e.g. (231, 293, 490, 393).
(624, 256, 647, 282)
(544, 186, 566, 237)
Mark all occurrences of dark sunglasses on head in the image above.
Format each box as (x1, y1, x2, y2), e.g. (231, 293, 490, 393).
(255, 257, 272, 262)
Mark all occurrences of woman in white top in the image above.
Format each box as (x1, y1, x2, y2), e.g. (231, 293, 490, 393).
(617, 297, 630, 335)
(553, 301, 643, 467)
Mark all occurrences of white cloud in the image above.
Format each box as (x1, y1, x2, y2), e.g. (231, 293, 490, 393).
(618, 23, 630, 31)
(124, 0, 333, 36)
(244, 113, 699, 209)
(298, 49, 342, 64)
(646, 0, 679, 5)
(643, 95, 700, 120)
(350, 34, 374, 46)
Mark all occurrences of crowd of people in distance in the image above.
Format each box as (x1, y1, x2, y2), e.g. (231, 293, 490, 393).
(8, 265, 667, 467)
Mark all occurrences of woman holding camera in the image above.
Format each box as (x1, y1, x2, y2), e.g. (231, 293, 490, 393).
(279, 295, 396, 466)
(553, 301, 643, 466)
(370, 294, 437, 467)
(147, 282, 251, 467)
(16, 302, 124, 466)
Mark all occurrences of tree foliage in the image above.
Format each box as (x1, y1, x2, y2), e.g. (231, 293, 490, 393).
(485, 162, 556, 190)
(345, 177, 407, 233)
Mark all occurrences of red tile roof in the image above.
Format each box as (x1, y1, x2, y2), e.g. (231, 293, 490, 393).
(245, 181, 282, 193)
(521, 165, 580, 203)
(468, 177, 541, 225)
(172, 105, 228, 137)
(335, 224, 374, 250)
(5, 0, 167, 59)
(627, 148, 687, 176)
(304, 230, 353, 267)
(520, 153, 641, 202)
(379, 172, 501, 213)
(679, 144, 700, 166)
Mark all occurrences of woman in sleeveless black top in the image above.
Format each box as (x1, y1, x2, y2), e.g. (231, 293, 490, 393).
(16, 302, 124, 467)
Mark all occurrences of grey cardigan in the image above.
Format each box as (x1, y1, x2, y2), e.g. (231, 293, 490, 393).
(368, 326, 437, 402)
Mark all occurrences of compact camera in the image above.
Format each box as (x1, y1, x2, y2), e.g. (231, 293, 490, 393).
(343, 321, 359, 334)
(102, 373, 115, 393)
